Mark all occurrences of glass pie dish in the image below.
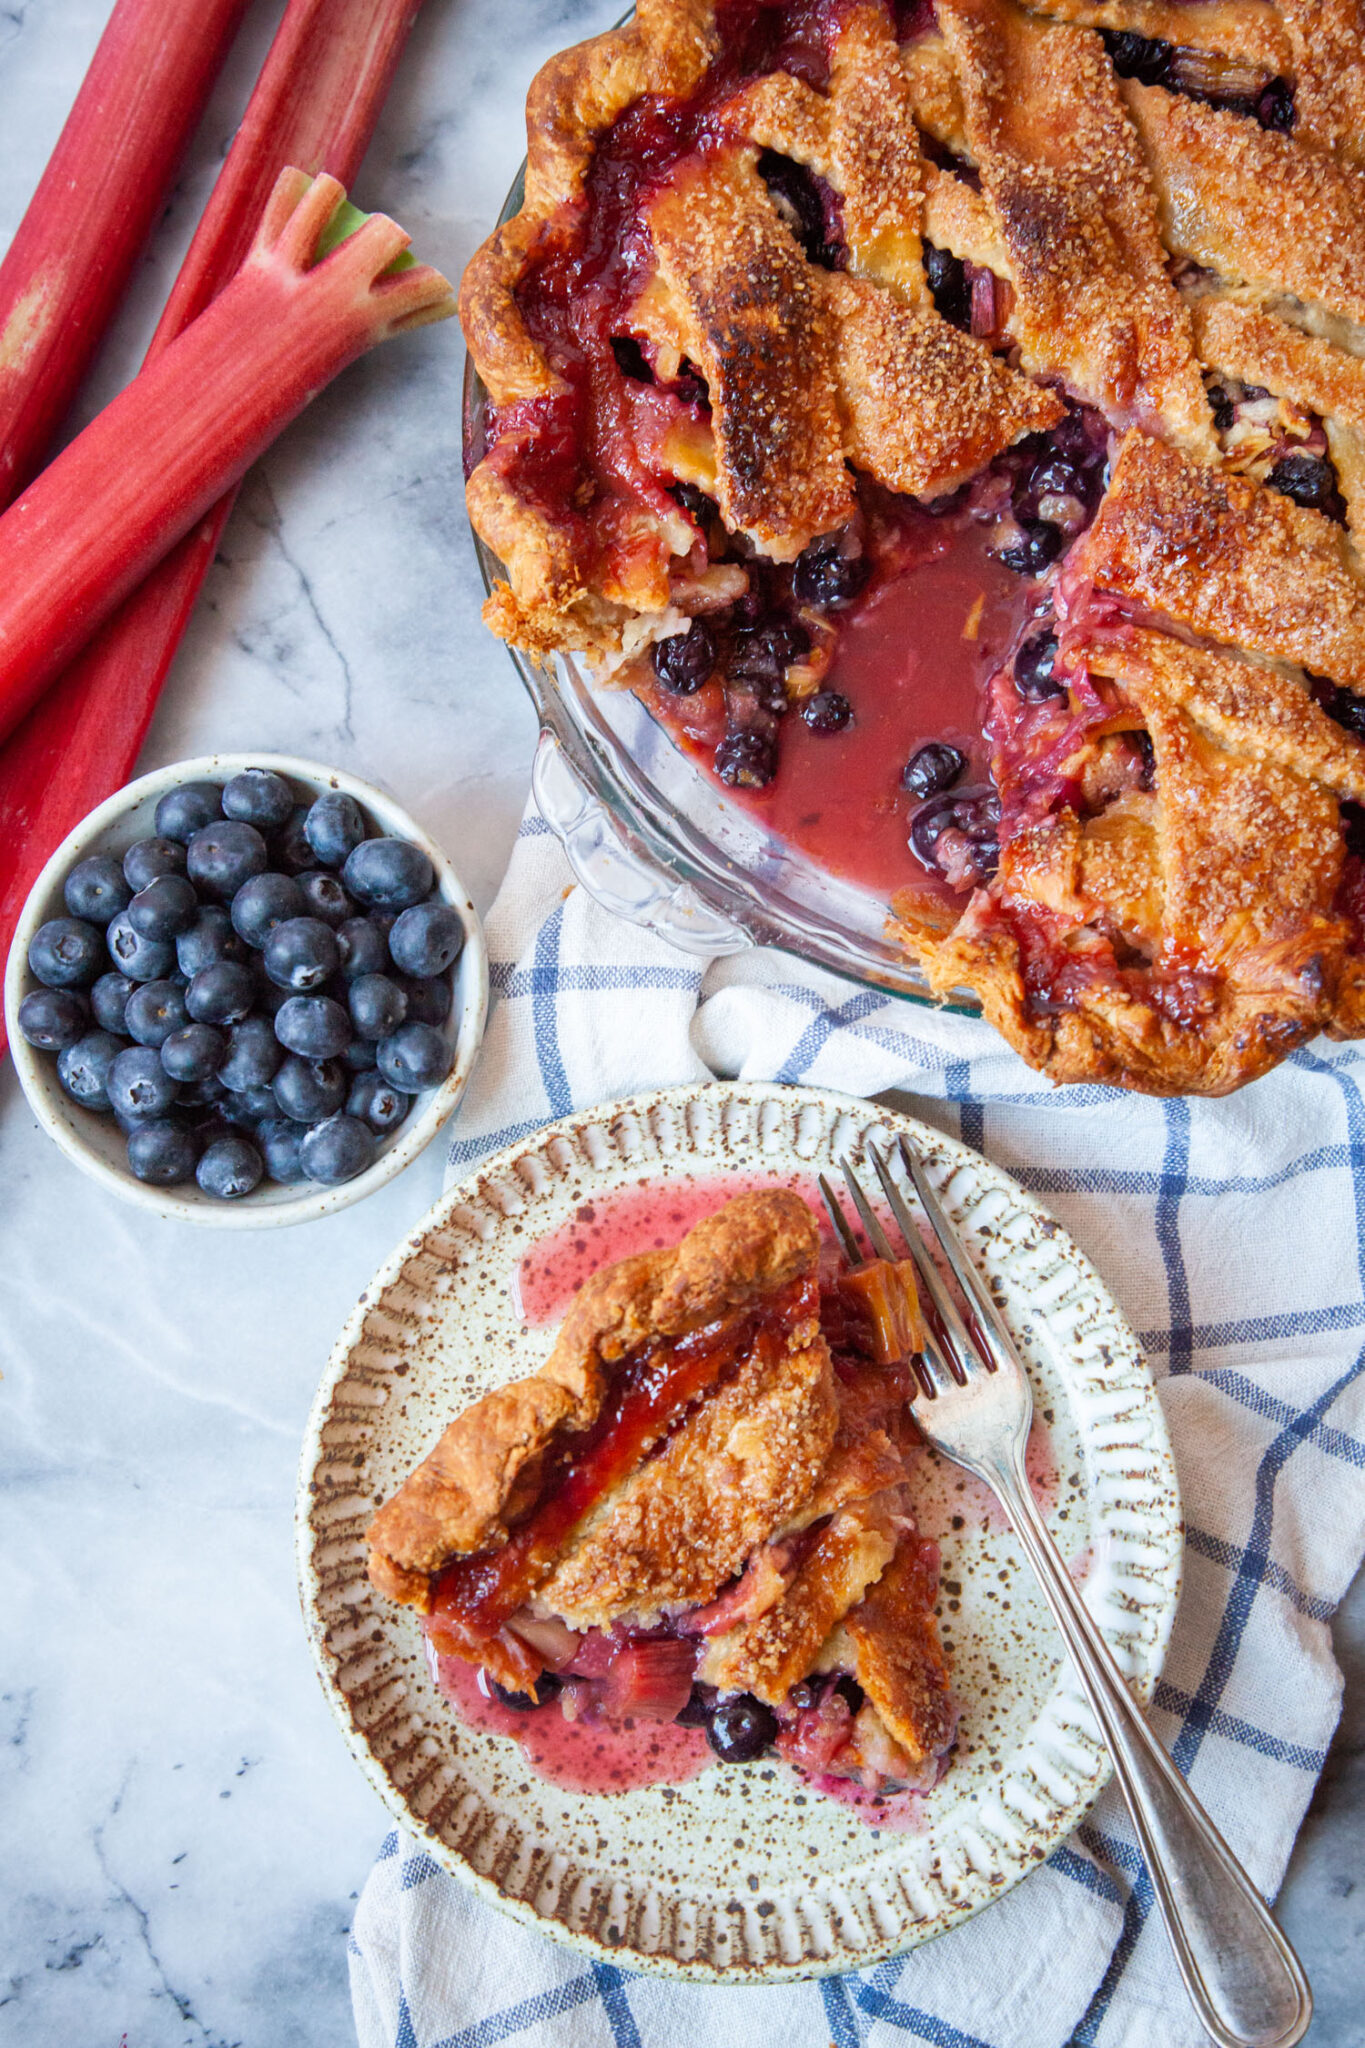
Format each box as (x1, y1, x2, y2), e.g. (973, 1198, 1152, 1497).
(462, 163, 971, 1009)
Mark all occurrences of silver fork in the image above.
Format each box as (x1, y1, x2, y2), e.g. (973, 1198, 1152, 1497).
(820, 1137, 1312, 2048)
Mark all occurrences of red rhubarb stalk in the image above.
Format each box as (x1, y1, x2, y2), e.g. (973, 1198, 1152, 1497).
(0, 0, 424, 1054)
(0, 167, 453, 745)
(0, 0, 250, 507)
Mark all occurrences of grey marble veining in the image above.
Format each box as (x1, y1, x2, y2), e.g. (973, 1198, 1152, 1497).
(0, 3, 1362, 2044)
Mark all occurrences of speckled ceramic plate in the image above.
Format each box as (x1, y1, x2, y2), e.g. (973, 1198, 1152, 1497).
(297, 1081, 1182, 1980)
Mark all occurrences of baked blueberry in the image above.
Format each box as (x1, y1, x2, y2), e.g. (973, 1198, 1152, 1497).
(107, 1044, 180, 1121)
(715, 728, 777, 788)
(124, 979, 190, 1049)
(154, 780, 223, 844)
(28, 916, 104, 989)
(262, 916, 339, 992)
(186, 820, 268, 900)
(160, 1023, 225, 1084)
(273, 805, 316, 874)
(902, 742, 966, 799)
(222, 768, 295, 831)
(349, 973, 407, 1041)
(299, 1112, 376, 1184)
(792, 535, 870, 609)
(196, 1134, 263, 1200)
(729, 617, 810, 687)
(230, 871, 305, 948)
(1013, 630, 1064, 702)
(303, 792, 366, 868)
(652, 618, 716, 694)
(487, 1673, 561, 1711)
(342, 837, 434, 910)
(64, 854, 132, 924)
(375, 1021, 451, 1091)
(185, 959, 256, 1027)
(56, 1031, 124, 1111)
(256, 1117, 307, 1184)
(924, 242, 970, 328)
(127, 874, 198, 942)
(176, 904, 246, 978)
(1257, 76, 1295, 132)
(17, 988, 88, 1051)
(394, 973, 451, 1027)
(106, 910, 175, 983)
(336, 916, 390, 980)
(388, 902, 465, 978)
(1267, 452, 1338, 513)
(218, 1015, 283, 1091)
(272, 1055, 347, 1123)
(295, 870, 353, 928)
(801, 689, 853, 733)
(91, 972, 135, 1034)
(1100, 27, 1172, 85)
(275, 994, 351, 1059)
(998, 521, 1062, 576)
(126, 1120, 199, 1187)
(706, 1694, 778, 1763)
(123, 836, 188, 891)
(346, 1070, 412, 1134)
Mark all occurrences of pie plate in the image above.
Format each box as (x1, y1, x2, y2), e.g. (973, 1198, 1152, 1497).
(296, 1080, 1182, 1980)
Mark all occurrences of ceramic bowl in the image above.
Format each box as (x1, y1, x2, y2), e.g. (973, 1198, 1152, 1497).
(5, 753, 488, 1228)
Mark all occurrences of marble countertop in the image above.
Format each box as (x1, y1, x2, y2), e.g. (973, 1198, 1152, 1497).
(0, 3, 1360, 2042)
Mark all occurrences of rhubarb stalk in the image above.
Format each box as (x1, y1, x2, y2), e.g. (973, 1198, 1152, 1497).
(0, 0, 250, 507)
(0, 169, 452, 746)
(0, 0, 425, 1053)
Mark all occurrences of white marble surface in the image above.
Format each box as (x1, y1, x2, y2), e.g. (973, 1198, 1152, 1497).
(0, 3, 1360, 2043)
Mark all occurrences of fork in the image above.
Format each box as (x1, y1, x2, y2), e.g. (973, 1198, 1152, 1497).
(821, 1137, 1312, 2048)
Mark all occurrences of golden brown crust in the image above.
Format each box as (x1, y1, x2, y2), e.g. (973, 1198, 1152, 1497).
(1019, 0, 1289, 72)
(1277, 0, 1365, 165)
(845, 1536, 957, 1765)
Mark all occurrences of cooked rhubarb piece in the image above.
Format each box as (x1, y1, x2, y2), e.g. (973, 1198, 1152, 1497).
(838, 1256, 926, 1364)
(367, 1189, 957, 1804)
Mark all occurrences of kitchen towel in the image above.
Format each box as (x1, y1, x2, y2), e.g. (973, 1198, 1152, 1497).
(348, 805, 1365, 2048)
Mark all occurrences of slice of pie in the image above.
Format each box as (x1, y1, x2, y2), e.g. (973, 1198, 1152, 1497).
(367, 1190, 957, 1797)
(460, 0, 1365, 1096)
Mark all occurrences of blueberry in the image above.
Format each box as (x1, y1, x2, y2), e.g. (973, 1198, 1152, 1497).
(486, 1672, 562, 1712)
(91, 972, 135, 1034)
(218, 1015, 283, 1091)
(728, 617, 810, 687)
(127, 874, 198, 942)
(106, 911, 174, 983)
(652, 619, 716, 694)
(273, 805, 316, 874)
(263, 916, 339, 992)
(999, 521, 1062, 575)
(185, 960, 256, 1027)
(296, 870, 353, 928)
(336, 916, 390, 980)
(1316, 680, 1365, 740)
(256, 1117, 307, 1184)
(924, 241, 970, 328)
(792, 535, 870, 609)
(910, 796, 958, 865)
(249, 954, 288, 1017)
(676, 1684, 718, 1728)
(299, 1113, 376, 1185)
(801, 689, 852, 733)
(1207, 382, 1236, 434)
(1257, 75, 1295, 133)
(344, 1037, 378, 1072)
(124, 979, 190, 1048)
(186, 820, 268, 901)
(176, 905, 246, 978)
(196, 1135, 263, 1200)
(275, 994, 351, 1059)
(230, 871, 305, 948)
(56, 1031, 124, 1111)
(17, 988, 88, 1051)
(179, 1073, 228, 1114)
(28, 916, 104, 989)
(715, 728, 777, 788)
(1101, 27, 1172, 86)
(671, 481, 713, 525)
(304, 792, 366, 869)
(272, 1055, 347, 1123)
(154, 781, 224, 844)
(221, 768, 295, 831)
(64, 854, 131, 924)
(1014, 630, 1064, 701)
(347, 1070, 412, 1134)
(221, 1082, 280, 1129)
(903, 742, 967, 798)
(376, 1021, 451, 1091)
(394, 973, 451, 1028)
(349, 973, 407, 1041)
(387, 901, 465, 979)
(706, 1694, 778, 1763)
(107, 1044, 180, 1121)
(126, 1120, 199, 1187)
(342, 837, 434, 910)
(160, 1023, 225, 1084)
(1267, 452, 1337, 512)
(123, 837, 187, 892)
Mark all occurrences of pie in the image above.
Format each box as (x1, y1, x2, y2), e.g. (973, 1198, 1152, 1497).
(459, 0, 1365, 1096)
(367, 1189, 957, 1797)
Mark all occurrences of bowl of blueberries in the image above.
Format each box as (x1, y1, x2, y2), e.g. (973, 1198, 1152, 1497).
(5, 754, 488, 1225)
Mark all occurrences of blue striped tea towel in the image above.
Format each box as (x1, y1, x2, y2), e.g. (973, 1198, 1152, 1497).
(348, 806, 1365, 2048)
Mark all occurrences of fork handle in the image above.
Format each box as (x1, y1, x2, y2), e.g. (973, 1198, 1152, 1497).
(985, 1449, 1311, 2048)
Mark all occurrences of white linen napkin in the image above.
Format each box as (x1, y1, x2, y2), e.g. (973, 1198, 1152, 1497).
(348, 807, 1365, 2048)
